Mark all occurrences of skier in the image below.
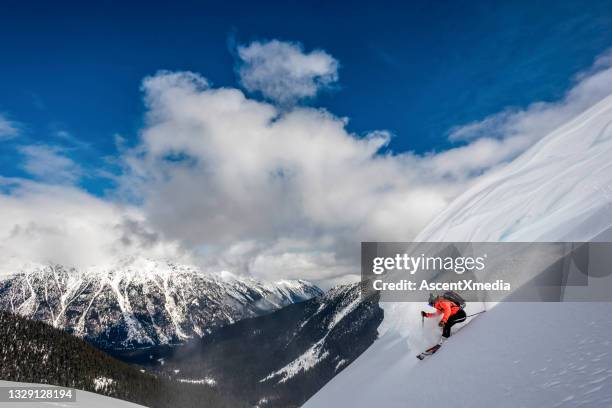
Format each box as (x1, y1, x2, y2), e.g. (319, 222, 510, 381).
(416, 292, 467, 360)
(422, 292, 466, 341)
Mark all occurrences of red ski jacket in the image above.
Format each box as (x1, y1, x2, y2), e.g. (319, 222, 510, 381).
(424, 298, 461, 323)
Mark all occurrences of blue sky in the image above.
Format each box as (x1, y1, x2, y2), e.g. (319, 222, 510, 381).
(3, 1, 612, 284)
(2, 0, 612, 196)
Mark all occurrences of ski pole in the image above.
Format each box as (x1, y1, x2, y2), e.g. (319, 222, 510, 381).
(466, 310, 487, 318)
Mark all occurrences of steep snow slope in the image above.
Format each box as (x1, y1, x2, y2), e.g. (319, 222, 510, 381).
(305, 92, 612, 407)
(305, 303, 612, 408)
(417, 93, 612, 243)
(0, 381, 145, 408)
(0, 257, 322, 348)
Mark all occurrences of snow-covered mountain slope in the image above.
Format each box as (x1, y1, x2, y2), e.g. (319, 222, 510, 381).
(306, 302, 612, 408)
(112, 283, 382, 408)
(0, 381, 146, 408)
(305, 92, 612, 407)
(417, 93, 612, 243)
(0, 258, 322, 348)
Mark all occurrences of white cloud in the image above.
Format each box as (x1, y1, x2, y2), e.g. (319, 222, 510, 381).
(3, 45, 612, 286)
(0, 178, 188, 276)
(439, 49, 612, 178)
(122, 48, 612, 283)
(119, 70, 464, 282)
(18, 145, 82, 185)
(0, 114, 20, 140)
(236, 40, 339, 104)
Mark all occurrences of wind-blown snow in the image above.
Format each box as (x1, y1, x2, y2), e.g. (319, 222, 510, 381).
(417, 93, 612, 243)
(305, 92, 612, 407)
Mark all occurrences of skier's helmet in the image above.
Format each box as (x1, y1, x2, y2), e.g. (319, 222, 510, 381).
(428, 293, 436, 306)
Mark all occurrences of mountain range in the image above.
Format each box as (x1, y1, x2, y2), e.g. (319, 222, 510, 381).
(111, 283, 382, 408)
(0, 258, 322, 349)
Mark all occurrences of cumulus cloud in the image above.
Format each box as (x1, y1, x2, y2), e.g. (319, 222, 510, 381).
(0, 178, 189, 276)
(3, 44, 612, 286)
(120, 48, 612, 284)
(0, 114, 20, 140)
(236, 40, 339, 105)
(18, 145, 82, 185)
(118, 70, 464, 283)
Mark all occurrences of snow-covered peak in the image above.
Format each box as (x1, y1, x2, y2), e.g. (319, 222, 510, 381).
(0, 260, 322, 348)
(7, 256, 320, 292)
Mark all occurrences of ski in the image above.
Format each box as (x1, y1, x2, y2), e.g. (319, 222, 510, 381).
(416, 343, 441, 360)
(416, 308, 486, 360)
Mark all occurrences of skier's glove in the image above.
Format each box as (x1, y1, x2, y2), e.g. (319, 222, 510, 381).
(421, 311, 427, 317)
(438, 320, 445, 327)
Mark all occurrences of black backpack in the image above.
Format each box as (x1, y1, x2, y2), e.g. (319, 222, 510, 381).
(442, 291, 466, 309)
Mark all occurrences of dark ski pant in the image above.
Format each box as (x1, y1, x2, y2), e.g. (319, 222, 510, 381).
(442, 309, 466, 338)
